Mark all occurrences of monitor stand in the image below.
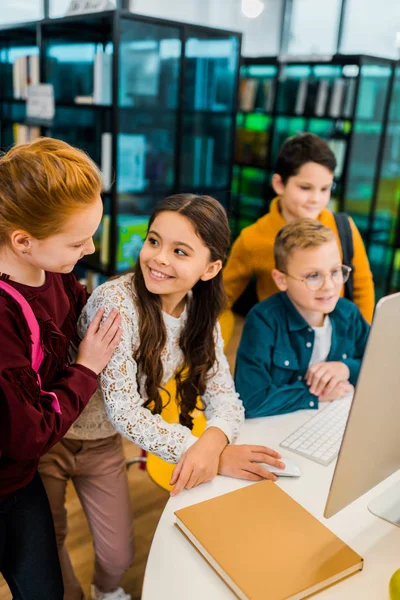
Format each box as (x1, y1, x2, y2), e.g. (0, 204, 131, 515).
(368, 480, 400, 526)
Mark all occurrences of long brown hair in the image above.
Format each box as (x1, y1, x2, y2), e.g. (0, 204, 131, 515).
(133, 194, 230, 429)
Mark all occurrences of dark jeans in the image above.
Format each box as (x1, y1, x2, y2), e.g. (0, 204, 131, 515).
(0, 472, 63, 599)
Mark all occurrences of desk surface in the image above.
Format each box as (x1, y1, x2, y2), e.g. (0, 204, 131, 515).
(142, 409, 400, 600)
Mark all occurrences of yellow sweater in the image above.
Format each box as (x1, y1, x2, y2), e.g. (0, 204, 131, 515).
(223, 197, 375, 324)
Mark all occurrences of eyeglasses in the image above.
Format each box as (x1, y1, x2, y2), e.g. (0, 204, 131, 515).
(282, 265, 352, 291)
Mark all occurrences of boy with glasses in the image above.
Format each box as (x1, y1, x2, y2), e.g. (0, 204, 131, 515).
(223, 133, 374, 329)
(235, 219, 370, 418)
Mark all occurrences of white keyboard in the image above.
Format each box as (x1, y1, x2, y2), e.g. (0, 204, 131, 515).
(280, 396, 352, 466)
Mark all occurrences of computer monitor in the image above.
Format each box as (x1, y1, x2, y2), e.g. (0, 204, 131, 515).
(324, 292, 400, 525)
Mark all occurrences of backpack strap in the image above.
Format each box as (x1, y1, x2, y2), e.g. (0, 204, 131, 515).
(0, 280, 61, 413)
(333, 212, 354, 302)
(0, 280, 44, 371)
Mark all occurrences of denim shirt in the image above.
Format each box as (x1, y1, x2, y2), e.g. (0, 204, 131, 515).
(234, 292, 370, 418)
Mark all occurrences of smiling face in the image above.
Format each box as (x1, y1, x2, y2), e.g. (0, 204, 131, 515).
(272, 240, 342, 326)
(273, 161, 334, 222)
(23, 196, 103, 273)
(139, 210, 222, 312)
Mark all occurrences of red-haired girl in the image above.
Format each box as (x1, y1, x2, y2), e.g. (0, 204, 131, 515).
(0, 138, 121, 600)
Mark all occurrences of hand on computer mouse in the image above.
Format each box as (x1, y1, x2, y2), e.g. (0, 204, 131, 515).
(218, 444, 285, 482)
(319, 380, 354, 402)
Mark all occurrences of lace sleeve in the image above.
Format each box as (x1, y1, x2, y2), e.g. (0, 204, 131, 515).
(202, 322, 244, 443)
(78, 277, 197, 463)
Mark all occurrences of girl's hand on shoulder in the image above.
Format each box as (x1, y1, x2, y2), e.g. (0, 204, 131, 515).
(169, 427, 228, 497)
(218, 444, 284, 482)
(76, 308, 122, 375)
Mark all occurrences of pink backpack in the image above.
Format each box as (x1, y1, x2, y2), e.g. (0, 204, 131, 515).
(0, 280, 61, 414)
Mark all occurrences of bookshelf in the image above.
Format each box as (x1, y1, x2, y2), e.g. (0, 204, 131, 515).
(232, 55, 393, 241)
(370, 64, 400, 297)
(0, 10, 241, 278)
(231, 57, 277, 238)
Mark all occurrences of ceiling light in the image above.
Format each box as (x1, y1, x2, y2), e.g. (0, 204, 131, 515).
(241, 0, 265, 19)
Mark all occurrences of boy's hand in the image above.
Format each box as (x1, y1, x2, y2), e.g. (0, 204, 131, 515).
(218, 444, 284, 482)
(169, 427, 228, 497)
(306, 361, 350, 397)
(319, 380, 354, 402)
(76, 308, 122, 375)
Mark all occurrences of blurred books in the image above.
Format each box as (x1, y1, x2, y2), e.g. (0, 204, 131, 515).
(12, 123, 41, 144)
(13, 55, 40, 100)
(238, 78, 276, 113)
(100, 214, 149, 270)
(235, 128, 269, 167)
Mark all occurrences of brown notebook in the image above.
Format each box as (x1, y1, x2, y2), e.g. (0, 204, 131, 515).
(175, 481, 363, 600)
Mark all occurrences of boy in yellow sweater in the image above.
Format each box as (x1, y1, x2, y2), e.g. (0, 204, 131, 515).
(223, 133, 374, 328)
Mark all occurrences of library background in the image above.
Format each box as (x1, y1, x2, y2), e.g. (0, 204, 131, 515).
(1, 0, 400, 301)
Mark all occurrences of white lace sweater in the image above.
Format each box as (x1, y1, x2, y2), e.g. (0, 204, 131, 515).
(66, 273, 244, 463)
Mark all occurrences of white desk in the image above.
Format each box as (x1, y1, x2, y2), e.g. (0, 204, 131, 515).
(142, 410, 400, 599)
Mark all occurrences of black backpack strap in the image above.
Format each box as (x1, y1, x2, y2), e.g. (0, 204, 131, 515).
(333, 212, 354, 302)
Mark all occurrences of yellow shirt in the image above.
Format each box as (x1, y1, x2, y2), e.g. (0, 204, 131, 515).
(223, 197, 375, 324)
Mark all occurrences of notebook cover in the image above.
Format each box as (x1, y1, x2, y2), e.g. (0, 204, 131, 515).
(175, 481, 363, 600)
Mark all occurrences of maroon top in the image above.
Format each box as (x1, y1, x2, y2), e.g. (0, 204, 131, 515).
(0, 272, 98, 497)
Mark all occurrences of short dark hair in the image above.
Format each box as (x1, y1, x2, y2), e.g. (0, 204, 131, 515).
(275, 133, 336, 184)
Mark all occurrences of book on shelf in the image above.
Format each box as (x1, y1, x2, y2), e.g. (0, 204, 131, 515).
(116, 215, 149, 271)
(12, 55, 40, 100)
(99, 215, 110, 266)
(327, 138, 347, 179)
(329, 78, 345, 118)
(195, 57, 226, 111)
(343, 78, 357, 118)
(263, 78, 276, 113)
(175, 481, 363, 600)
(100, 214, 149, 270)
(101, 132, 113, 192)
(315, 79, 330, 117)
(93, 50, 112, 105)
(117, 134, 146, 193)
(12, 124, 41, 145)
(356, 78, 378, 120)
(181, 135, 215, 187)
(194, 136, 214, 187)
(119, 44, 160, 107)
(74, 95, 94, 104)
(294, 79, 308, 115)
(213, 61, 235, 111)
(194, 57, 211, 111)
(82, 270, 109, 293)
(239, 78, 258, 112)
(235, 128, 269, 167)
(185, 55, 230, 112)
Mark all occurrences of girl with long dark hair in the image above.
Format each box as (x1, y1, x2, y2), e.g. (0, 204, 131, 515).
(80, 194, 282, 493)
(41, 194, 283, 599)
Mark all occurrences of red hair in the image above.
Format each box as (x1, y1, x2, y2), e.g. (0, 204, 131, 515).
(0, 137, 102, 244)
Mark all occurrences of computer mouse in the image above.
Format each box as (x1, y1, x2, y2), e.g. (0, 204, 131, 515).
(262, 457, 301, 478)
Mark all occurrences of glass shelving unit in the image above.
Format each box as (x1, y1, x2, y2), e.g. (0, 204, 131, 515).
(232, 58, 277, 237)
(0, 10, 241, 276)
(370, 65, 400, 297)
(232, 55, 393, 243)
(0, 23, 39, 149)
